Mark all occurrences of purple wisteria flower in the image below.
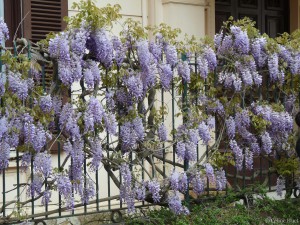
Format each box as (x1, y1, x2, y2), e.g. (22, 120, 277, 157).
(87, 29, 113, 68)
(120, 118, 144, 151)
(90, 138, 103, 172)
(215, 169, 226, 190)
(203, 47, 217, 71)
(41, 189, 51, 206)
(214, 31, 223, 49)
(69, 140, 84, 181)
(0, 116, 8, 140)
(0, 75, 6, 96)
(261, 132, 272, 154)
(235, 109, 250, 130)
(34, 152, 52, 177)
(104, 112, 118, 136)
(251, 37, 267, 68)
(188, 129, 199, 145)
(80, 177, 95, 204)
(112, 36, 126, 67)
(159, 63, 173, 90)
(291, 53, 300, 75)
(170, 170, 180, 191)
(70, 24, 90, 57)
(40, 95, 53, 113)
(191, 172, 205, 195)
(284, 94, 296, 113)
(8, 71, 29, 100)
(276, 177, 285, 197)
(149, 41, 162, 62)
(56, 174, 74, 209)
(245, 149, 253, 170)
(21, 152, 32, 171)
(52, 96, 62, 115)
(229, 140, 243, 171)
(226, 116, 235, 139)
(120, 163, 135, 212)
(178, 61, 190, 82)
(124, 74, 144, 100)
(27, 175, 43, 197)
(158, 123, 168, 142)
(147, 180, 161, 203)
(230, 25, 249, 54)
(49, 33, 71, 64)
(84, 97, 105, 132)
(178, 172, 188, 193)
(207, 116, 215, 129)
(135, 181, 146, 201)
(176, 140, 197, 161)
(168, 191, 189, 215)
(0, 141, 10, 171)
(198, 121, 211, 144)
(268, 54, 279, 82)
(136, 40, 151, 71)
(205, 163, 215, 181)
(165, 44, 177, 67)
(0, 17, 9, 43)
(217, 35, 233, 55)
(251, 142, 261, 155)
(197, 57, 209, 79)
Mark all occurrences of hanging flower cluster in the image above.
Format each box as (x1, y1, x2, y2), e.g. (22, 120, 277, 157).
(0, 3, 299, 219)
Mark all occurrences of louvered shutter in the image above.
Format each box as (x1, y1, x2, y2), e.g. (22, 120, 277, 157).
(22, 0, 69, 154)
(23, 0, 68, 42)
(23, 0, 68, 90)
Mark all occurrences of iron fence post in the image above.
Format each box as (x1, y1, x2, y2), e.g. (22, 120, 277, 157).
(181, 54, 190, 207)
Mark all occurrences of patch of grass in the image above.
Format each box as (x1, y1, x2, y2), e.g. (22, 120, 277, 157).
(125, 194, 300, 225)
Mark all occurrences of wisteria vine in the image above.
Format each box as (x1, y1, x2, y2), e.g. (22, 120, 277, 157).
(0, 1, 300, 221)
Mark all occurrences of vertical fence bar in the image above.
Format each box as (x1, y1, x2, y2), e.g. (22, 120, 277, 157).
(250, 89, 255, 191)
(16, 150, 20, 214)
(107, 132, 111, 210)
(12, 42, 19, 218)
(0, 47, 5, 218)
(182, 54, 189, 206)
(1, 176, 4, 217)
(172, 78, 175, 169)
(41, 62, 49, 218)
(259, 84, 263, 185)
(194, 54, 199, 161)
(96, 169, 99, 211)
(84, 156, 87, 213)
(53, 63, 62, 217)
(57, 125, 62, 216)
(183, 79, 189, 205)
(106, 69, 111, 210)
(205, 75, 210, 195)
(266, 76, 272, 191)
(24, 41, 35, 219)
(161, 90, 165, 177)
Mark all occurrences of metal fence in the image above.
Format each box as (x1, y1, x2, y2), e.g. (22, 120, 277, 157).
(1, 45, 300, 224)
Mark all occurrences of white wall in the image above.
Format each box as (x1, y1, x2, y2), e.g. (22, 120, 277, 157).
(162, 0, 206, 40)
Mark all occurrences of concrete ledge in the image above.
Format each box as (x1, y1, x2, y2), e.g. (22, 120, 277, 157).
(162, 0, 207, 6)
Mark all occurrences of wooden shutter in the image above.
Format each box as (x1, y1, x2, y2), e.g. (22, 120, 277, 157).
(22, 0, 69, 154)
(4, 0, 22, 47)
(22, 0, 68, 90)
(23, 0, 68, 42)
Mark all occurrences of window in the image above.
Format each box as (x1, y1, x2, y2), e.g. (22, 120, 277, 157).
(4, 0, 68, 47)
(215, 0, 289, 37)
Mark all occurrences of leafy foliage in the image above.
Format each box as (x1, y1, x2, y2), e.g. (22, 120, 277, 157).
(0, 0, 300, 223)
